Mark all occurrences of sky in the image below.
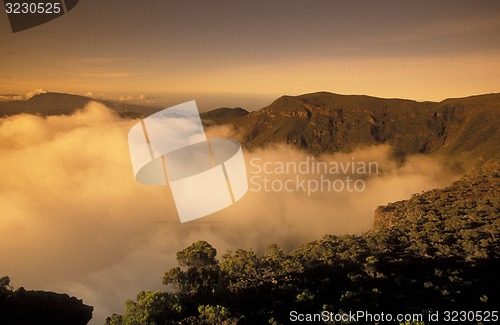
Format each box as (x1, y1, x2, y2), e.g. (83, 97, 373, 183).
(0, 0, 499, 110)
(1, 2, 499, 323)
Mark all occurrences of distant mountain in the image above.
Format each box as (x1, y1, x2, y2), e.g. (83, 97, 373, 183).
(0, 92, 253, 122)
(0, 92, 161, 118)
(2, 91, 498, 165)
(227, 92, 500, 164)
(200, 107, 249, 126)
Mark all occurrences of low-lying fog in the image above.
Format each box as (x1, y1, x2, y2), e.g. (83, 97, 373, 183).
(0, 102, 462, 324)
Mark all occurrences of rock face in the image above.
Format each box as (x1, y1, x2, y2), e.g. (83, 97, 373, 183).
(231, 92, 500, 163)
(0, 289, 93, 325)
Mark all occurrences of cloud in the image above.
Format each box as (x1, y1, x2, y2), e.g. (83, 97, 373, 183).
(115, 94, 164, 106)
(0, 103, 464, 324)
(0, 89, 47, 101)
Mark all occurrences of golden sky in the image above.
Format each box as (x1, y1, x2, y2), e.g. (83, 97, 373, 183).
(1, 0, 500, 109)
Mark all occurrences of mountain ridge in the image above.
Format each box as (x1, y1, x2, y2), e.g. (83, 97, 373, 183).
(1, 91, 498, 165)
(232, 91, 500, 165)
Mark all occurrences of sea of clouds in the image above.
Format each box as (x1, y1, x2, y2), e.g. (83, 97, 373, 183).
(0, 102, 463, 324)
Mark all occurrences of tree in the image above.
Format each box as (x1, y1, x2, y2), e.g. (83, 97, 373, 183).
(0, 276, 13, 296)
(176, 240, 217, 268)
(163, 241, 224, 305)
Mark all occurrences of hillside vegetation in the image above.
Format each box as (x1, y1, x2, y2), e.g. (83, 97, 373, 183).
(106, 163, 499, 324)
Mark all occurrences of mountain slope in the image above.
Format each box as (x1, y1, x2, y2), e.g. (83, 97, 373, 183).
(232, 92, 500, 164)
(374, 160, 499, 260)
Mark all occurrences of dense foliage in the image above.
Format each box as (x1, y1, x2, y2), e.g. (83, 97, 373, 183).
(107, 164, 499, 324)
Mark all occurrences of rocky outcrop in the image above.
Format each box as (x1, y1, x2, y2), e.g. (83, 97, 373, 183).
(0, 289, 93, 325)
